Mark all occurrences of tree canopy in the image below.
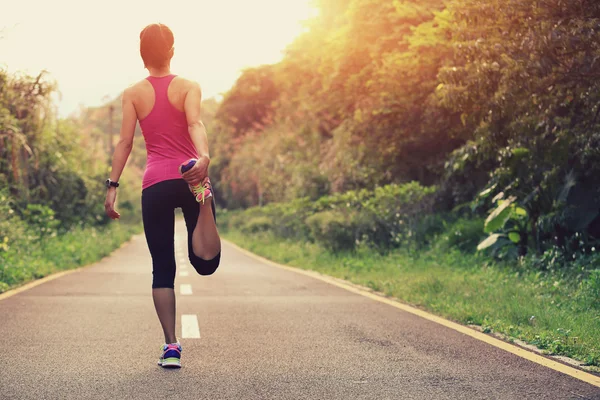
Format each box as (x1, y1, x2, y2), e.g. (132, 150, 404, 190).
(206, 0, 600, 256)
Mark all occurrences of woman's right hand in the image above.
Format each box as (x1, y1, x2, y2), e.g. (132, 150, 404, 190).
(104, 188, 121, 220)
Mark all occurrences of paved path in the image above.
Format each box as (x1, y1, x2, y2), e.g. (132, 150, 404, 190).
(1, 219, 599, 399)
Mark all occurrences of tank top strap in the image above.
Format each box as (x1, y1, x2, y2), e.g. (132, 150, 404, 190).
(146, 74, 177, 106)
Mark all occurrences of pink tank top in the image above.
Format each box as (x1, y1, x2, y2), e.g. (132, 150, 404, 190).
(139, 74, 198, 190)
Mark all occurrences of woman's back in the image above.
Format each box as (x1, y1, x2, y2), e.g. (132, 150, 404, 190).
(131, 75, 199, 189)
(104, 24, 221, 369)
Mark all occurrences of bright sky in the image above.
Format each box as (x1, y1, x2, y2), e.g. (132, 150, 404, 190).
(0, 0, 317, 117)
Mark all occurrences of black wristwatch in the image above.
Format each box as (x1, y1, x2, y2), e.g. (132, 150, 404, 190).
(105, 179, 119, 189)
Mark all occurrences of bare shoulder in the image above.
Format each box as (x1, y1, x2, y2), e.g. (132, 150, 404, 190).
(123, 79, 150, 99)
(174, 76, 201, 93)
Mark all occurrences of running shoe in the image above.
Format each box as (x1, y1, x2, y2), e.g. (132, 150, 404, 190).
(158, 342, 182, 368)
(179, 159, 213, 204)
(190, 177, 212, 204)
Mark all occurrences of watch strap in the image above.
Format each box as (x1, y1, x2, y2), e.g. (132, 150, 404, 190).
(106, 179, 119, 188)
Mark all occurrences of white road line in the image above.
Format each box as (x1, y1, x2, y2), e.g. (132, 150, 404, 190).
(179, 270, 189, 277)
(180, 284, 193, 295)
(181, 315, 200, 338)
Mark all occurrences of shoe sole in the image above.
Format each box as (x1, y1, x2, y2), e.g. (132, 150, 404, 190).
(179, 159, 197, 175)
(160, 357, 181, 368)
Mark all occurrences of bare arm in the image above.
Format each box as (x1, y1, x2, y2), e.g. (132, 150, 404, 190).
(182, 81, 210, 184)
(184, 82, 209, 159)
(105, 88, 136, 220)
(109, 88, 136, 183)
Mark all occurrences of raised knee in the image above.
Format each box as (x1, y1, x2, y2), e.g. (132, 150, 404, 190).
(190, 253, 221, 276)
(197, 267, 217, 276)
(193, 263, 218, 276)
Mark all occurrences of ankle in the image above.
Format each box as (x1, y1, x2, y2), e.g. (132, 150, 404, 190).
(165, 336, 178, 344)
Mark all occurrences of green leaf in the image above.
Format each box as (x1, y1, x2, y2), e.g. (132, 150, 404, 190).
(511, 148, 530, 159)
(478, 184, 497, 199)
(478, 188, 493, 198)
(514, 207, 527, 216)
(508, 232, 521, 243)
(492, 192, 505, 203)
(484, 196, 517, 233)
(477, 234, 505, 251)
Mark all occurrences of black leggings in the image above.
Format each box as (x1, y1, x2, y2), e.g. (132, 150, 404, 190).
(141, 179, 221, 289)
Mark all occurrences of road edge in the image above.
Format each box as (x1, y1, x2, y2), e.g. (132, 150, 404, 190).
(0, 234, 140, 302)
(224, 239, 600, 388)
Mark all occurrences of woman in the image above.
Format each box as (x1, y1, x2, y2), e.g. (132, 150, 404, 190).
(104, 23, 222, 369)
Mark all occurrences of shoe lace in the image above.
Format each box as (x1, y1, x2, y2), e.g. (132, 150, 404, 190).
(162, 343, 182, 354)
(191, 181, 211, 204)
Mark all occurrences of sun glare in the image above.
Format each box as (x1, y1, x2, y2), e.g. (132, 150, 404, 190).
(0, 0, 317, 116)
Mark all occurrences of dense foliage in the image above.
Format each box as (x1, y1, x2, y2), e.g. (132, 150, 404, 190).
(224, 182, 437, 253)
(206, 0, 600, 267)
(3, 0, 599, 279)
(0, 68, 141, 290)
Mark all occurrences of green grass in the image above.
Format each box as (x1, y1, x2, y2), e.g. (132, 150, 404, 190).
(222, 229, 600, 368)
(0, 221, 142, 293)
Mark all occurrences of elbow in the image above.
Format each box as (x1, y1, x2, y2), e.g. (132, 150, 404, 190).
(188, 120, 205, 130)
(119, 139, 134, 152)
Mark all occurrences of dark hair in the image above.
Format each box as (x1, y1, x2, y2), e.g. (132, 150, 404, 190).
(139, 23, 174, 68)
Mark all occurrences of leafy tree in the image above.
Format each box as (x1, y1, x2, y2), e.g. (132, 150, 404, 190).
(439, 0, 600, 255)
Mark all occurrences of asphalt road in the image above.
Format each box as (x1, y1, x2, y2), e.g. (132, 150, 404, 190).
(1, 219, 599, 400)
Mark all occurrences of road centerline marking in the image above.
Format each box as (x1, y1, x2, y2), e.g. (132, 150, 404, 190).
(180, 284, 192, 295)
(182, 314, 200, 338)
(179, 270, 189, 277)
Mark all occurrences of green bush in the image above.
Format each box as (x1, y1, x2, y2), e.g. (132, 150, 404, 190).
(240, 216, 273, 234)
(227, 198, 315, 240)
(582, 269, 600, 310)
(439, 218, 485, 253)
(225, 208, 261, 233)
(0, 221, 140, 293)
(411, 214, 448, 249)
(359, 183, 437, 249)
(21, 204, 60, 243)
(0, 189, 27, 255)
(305, 210, 357, 252)
(29, 166, 89, 229)
(269, 199, 313, 240)
(223, 182, 439, 252)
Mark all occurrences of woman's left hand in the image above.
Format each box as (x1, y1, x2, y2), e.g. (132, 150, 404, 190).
(104, 188, 121, 220)
(182, 155, 210, 185)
